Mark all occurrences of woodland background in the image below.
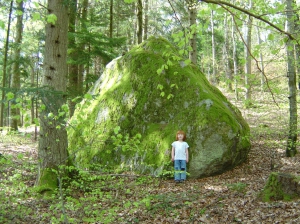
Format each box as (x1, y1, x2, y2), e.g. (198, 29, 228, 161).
(0, 0, 300, 223)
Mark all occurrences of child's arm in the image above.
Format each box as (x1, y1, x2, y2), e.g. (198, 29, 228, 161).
(171, 147, 175, 161)
(186, 148, 189, 163)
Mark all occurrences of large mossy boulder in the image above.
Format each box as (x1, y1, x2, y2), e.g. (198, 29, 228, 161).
(68, 36, 251, 178)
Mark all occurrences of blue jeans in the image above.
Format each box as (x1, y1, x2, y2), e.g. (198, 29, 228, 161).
(174, 160, 187, 181)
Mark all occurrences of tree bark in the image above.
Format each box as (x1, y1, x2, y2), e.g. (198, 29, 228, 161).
(187, 0, 197, 65)
(232, 16, 238, 100)
(210, 10, 217, 84)
(143, 0, 148, 41)
(256, 26, 265, 93)
(244, 13, 252, 102)
(223, 12, 232, 91)
(137, 0, 143, 44)
(285, 0, 297, 157)
(78, 0, 89, 96)
(36, 0, 70, 192)
(10, 0, 24, 131)
(68, 0, 79, 117)
(0, 1, 13, 129)
(109, 0, 113, 38)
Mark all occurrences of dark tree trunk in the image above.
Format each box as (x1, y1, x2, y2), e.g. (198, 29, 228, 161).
(137, 0, 143, 44)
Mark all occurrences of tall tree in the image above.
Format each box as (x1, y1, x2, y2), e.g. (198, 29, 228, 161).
(285, 0, 297, 157)
(231, 15, 239, 100)
(68, 0, 79, 117)
(137, 0, 143, 44)
(10, 0, 24, 131)
(143, 0, 148, 41)
(256, 26, 265, 93)
(36, 0, 70, 191)
(0, 1, 13, 128)
(187, 0, 197, 65)
(110, 0, 113, 38)
(223, 12, 232, 91)
(244, 12, 253, 102)
(210, 9, 217, 84)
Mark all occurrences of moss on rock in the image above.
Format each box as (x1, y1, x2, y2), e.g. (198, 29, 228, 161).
(68, 36, 251, 178)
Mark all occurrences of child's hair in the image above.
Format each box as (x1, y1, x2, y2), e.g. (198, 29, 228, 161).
(176, 130, 186, 141)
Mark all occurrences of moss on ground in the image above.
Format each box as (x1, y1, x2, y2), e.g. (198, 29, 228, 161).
(68, 36, 250, 177)
(260, 172, 299, 202)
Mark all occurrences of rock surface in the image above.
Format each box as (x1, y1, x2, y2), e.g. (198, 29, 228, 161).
(68, 36, 251, 178)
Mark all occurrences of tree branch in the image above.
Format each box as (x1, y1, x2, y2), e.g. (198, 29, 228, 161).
(200, 0, 296, 42)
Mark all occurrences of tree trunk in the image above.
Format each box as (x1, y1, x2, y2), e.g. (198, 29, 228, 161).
(210, 10, 217, 84)
(68, 0, 79, 117)
(231, 2, 239, 100)
(78, 0, 89, 95)
(244, 13, 252, 102)
(137, 0, 143, 44)
(285, 0, 297, 157)
(256, 25, 265, 93)
(143, 0, 148, 41)
(188, 0, 197, 65)
(0, 1, 13, 129)
(109, 0, 113, 38)
(223, 13, 232, 91)
(36, 0, 70, 193)
(10, 0, 24, 131)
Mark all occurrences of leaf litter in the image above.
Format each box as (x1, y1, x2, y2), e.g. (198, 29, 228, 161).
(0, 92, 300, 223)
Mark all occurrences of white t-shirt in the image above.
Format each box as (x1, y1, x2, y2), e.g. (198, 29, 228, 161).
(172, 141, 189, 160)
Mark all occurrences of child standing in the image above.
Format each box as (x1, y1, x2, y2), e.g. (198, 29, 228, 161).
(171, 130, 189, 183)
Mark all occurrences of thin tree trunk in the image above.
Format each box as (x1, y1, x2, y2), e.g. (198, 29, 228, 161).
(188, 0, 197, 65)
(79, 0, 89, 95)
(109, 0, 113, 38)
(256, 25, 265, 93)
(244, 4, 253, 102)
(36, 0, 70, 192)
(0, 1, 13, 129)
(211, 10, 217, 84)
(223, 13, 232, 91)
(231, 16, 239, 100)
(244, 0, 253, 102)
(143, 0, 148, 41)
(68, 0, 78, 117)
(10, 0, 24, 131)
(137, 0, 143, 44)
(285, 0, 297, 157)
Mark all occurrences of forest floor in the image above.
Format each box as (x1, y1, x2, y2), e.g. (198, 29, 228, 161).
(1, 91, 300, 224)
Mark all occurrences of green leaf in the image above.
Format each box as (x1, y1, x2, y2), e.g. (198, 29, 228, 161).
(267, 33, 274, 41)
(184, 59, 191, 66)
(114, 126, 120, 134)
(160, 92, 165, 97)
(47, 14, 57, 25)
(0, 21, 4, 29)
(6, 92, 14, 100)
(157, 84, 164, 90)
(124, 0, 136, 3)
(84, 93, 93, 100)
(32, 12, 41, 21)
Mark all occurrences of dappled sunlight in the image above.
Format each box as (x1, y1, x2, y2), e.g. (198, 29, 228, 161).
(204, 184, 228, 193)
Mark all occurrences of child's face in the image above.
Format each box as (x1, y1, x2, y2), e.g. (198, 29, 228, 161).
(177, 134, 184, 140)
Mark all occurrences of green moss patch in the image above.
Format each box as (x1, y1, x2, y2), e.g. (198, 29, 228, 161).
(260, 172, 300, 202)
